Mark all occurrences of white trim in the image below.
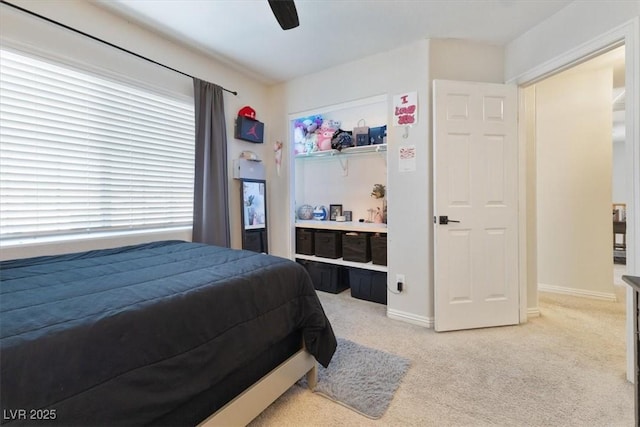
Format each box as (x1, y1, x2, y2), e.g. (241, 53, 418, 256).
(625, 16, 639, 384)
(512, 16, 639, 383)
(506, 19, 630, 87)
(0, 227, 193, 261)
(517, 85, 530, 324)
(387, 308, 432, 328)
(527, 307, 541, 318)
(538, 283, 618, 302)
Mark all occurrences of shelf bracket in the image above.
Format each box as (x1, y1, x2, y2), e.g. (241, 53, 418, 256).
(339, 157, 348, 176)
(377, 149, 387, 167)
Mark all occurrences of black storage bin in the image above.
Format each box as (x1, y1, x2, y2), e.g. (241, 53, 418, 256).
(349, 268, 387, 305)
(243, 230, 263, 253)
(297, 260, 349, 294)
(296, 228, 315, 255)
(314, 230, 342, 259)
(342, 233, 371, 263)
(370, 234, 387, 266)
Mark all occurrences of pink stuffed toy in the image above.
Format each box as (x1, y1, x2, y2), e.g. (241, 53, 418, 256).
(316, 119, 341, 151)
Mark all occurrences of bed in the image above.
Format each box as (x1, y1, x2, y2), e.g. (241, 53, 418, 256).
(0, 240, 336, 426)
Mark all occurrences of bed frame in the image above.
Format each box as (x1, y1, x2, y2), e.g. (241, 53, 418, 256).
(198, 347, 317, 426)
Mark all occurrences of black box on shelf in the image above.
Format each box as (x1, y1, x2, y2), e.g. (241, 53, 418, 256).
(369, 125, 387, 145)
(235, 116, 264, 143)
(349, 268, 387, 305)
(370, 234, 387, 266)
(297, 260, 349, 294)
(314, 230, 342, 259)
(342, 233, 371, 263)
(296, 228, 315, 255)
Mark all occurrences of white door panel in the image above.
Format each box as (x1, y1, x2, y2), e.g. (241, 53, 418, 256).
(434, 80, 519, 332)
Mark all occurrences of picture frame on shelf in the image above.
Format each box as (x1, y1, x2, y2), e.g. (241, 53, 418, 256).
(613, 203, 626, 222)
(329, 204, 342, 221)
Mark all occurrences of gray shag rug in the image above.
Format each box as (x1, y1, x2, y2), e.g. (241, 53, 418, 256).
(302, 337, 410, 419)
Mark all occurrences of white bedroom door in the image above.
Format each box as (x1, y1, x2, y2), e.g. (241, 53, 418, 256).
(433, 80, 519, 332)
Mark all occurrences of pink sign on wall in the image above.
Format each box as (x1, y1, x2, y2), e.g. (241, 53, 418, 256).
(393, 92, 418, 126)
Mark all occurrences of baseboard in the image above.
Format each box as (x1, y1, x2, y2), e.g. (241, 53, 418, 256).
(386, 308, 433, 328)
(538, 283, 617, 302)
(527, 307, 541, 318)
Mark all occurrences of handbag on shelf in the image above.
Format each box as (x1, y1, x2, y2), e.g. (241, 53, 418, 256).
(352, 119, 370, 146)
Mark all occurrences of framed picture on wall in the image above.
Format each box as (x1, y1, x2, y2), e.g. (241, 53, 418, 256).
(329, 204, 342, 221)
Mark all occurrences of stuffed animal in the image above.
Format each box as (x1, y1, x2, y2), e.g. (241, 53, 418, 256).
(304, 132, 318, 154)
(293, 126, 306, 155)
(294, 115, 323, 135)
(316, 119, 341, 151)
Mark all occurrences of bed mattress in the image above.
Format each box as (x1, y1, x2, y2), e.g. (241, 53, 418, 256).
(0, 240, 336, 425)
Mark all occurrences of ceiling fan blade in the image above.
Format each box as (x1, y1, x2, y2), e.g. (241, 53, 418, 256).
(268, 0, 299, 30)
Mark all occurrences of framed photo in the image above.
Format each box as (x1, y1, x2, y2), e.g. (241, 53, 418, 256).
(613, 203, 626, 222)
(329, 204, 342, 221)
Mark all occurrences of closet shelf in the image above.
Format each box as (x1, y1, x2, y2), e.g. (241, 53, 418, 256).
(295, 144, 386, 159)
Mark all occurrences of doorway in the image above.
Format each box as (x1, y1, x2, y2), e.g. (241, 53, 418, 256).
(523, 46, 628, 382)
(532, 46, 625, 303)
(517, 33, 637, 382)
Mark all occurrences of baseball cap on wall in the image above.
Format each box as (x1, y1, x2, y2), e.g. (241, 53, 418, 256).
(238, 106, 256, 120)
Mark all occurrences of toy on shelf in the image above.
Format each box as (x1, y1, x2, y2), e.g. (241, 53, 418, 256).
(316, 119, 341, 151)
(294, 115, 323, 155)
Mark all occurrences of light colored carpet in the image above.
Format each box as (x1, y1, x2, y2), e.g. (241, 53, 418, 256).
(301, 337, 410, 419)
(250, 285, 633, 426)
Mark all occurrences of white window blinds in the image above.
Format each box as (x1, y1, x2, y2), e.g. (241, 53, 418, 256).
(0, 49, 195, 241)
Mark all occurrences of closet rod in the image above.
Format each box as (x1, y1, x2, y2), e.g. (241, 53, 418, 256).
(0, 0, 238, 96)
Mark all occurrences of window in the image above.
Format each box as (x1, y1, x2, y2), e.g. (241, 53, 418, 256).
(0, 49, 195, 242)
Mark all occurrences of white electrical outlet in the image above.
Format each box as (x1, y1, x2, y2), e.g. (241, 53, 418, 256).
(396, 274, 405, 291)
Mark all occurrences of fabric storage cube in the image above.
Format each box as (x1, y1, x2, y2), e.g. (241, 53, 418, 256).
(349, 268, 387, 304)
(314, 230, 342, 259)
(370, 234, 387, 265)
(297, 260, 349, 294)
(342, 232, 371, 263)
(296, 228, 315, 255)
(243, 230, 263, 253)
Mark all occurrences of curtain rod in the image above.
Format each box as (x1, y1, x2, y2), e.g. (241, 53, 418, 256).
(0, 0, 239, 96)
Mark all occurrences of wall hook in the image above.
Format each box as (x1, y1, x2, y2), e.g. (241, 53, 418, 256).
(402, 126, 410, 139)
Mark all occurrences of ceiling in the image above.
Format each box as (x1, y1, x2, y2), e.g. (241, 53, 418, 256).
(93, 0, 573, 85)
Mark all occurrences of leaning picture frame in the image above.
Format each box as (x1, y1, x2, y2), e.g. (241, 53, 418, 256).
(329, 204, 342, 221)
(242, 179, 267, 230)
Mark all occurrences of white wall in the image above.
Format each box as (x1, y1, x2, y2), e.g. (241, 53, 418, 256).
(269, 39, 432, 325)
(268, 38, 504, 326)
(505, 0, 640, 82)
(536, 66, 615, 298)
(0, 0, 269, 258)
(295, 152, 387, 223)
(430, 39, 504, 83)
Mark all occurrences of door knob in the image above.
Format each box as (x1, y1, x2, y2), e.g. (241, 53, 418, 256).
(438, 216, 460, 225)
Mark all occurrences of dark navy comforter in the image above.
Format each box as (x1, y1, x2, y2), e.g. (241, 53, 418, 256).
(0, 241, 336, 425)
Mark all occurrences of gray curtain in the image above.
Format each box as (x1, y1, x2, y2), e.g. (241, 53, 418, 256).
(192, 78, 230, 247)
